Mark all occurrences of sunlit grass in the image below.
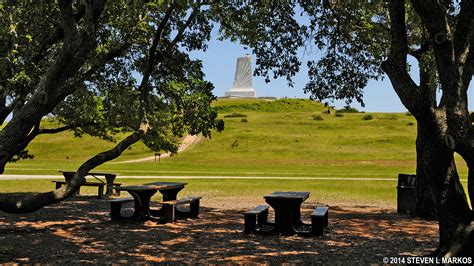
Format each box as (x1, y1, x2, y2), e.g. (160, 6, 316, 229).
(0, 178, 469, 208)
(3, 98, 468, 177)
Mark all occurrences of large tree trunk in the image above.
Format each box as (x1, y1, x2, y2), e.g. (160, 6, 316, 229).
(409, 109, 473, 256)
(419, 116, 474, 257)
(433, 158, 474, 257)
(446, 124, 474, 256)
(383, 0, 474, 256)
(415, 122, 439, 219)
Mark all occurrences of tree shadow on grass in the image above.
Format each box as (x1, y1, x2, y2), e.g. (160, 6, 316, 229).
(0, 196, 438, 264)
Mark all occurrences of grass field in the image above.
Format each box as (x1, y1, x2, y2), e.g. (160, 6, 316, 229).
(1, 98, 471, 207)
(0, 177, 469, 209)
(3, 98, 468, 179)
(0, 178, 398, 207)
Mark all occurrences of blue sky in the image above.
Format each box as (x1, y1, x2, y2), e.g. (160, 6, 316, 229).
(191, 36, 474, 113)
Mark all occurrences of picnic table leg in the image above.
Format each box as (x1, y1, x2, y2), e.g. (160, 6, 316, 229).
(97, 185, 104, 199)
(273, 204, 297, 235)
(291, 202, 304, 226)
(160, 187, 184, 201)
(129, 190, 156, 220)
(158, 186, 185, 220)
(104, 174, 117, 197)
(265, 199, 305, 235)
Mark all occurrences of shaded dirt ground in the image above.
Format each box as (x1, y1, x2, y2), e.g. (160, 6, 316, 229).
(0, 195, 438, 264)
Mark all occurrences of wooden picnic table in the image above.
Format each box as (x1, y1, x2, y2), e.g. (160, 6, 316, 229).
(264, 191, 310, 234)
(58, 171, 120, 198)
(114, 182, 187, 221)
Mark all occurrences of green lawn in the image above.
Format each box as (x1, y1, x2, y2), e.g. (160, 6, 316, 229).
(2, 97, 472, 207)
(1, 96, 467, 178)
(0, 177, 469, 208)
(5, 98, 468, 179)
(0, 178, 398, 207)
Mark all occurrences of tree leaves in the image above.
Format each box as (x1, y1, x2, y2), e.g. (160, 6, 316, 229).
(300, 2, 389, 106)
(0, 1, 224, 164)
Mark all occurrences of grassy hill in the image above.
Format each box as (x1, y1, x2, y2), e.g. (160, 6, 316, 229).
(3, 98, 471, 207)
(3, 98, 468, 178)
(0, 118, 154, 163)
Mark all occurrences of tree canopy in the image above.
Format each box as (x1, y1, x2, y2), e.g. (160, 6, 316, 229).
(0, 0, 307, 213)
(1, 1, 223, 163)
(0, 0, 229, 212)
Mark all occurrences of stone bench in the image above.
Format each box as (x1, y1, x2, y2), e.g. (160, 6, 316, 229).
(109, 197, 134, 220)
(159, 196, 202, 222)
(243, 205, 269, 233)
(311, 206, 329, 236)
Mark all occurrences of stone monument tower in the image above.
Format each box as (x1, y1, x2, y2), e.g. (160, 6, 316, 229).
(225, 54, 256, 98)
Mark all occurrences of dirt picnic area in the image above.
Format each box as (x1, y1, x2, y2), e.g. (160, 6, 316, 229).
(0, 194, 438, 264)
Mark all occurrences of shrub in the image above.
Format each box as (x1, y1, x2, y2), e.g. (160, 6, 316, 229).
(470, 112, 474, 122)
(224, 113, 247, 118)
(312, 115, 324, 121)
(335, 113, 344, 117)
(362, 114, 373, 121)
(240, 118, 248, 123)
(336, 107, 359, 113)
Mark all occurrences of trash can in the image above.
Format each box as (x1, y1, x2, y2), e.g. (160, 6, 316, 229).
(397, 174, 416, 214)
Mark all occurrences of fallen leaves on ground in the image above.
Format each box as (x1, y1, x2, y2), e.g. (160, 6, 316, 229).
(0, 196, 437, 264)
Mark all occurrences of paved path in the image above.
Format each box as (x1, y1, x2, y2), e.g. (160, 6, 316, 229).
(107, 135, 200, 164)
(0, 174, 399, 181)
(2, 174, 466, 181)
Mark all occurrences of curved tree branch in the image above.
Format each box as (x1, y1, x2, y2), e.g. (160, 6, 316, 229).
(412, 43, 437, 109)
(139, 3, 175, 118)
(0, 132, 142, 213)
(170, 4, 200, 46)
(58, 0, 79, 41)
(11, 121, 99, 163)
(140, 4, 175, 88)
(31, 5, 86, 64)
(410, 0, 459, 108)
(452, 0, 474, 66)
(461, 41, 474, 94)
(382, 0, 427, 118)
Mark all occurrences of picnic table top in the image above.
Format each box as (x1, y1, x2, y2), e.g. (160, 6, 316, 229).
(115, 182, 187, 192)
(52, 180, 103, 184)
(52, 180, 121, 184)
(59, 171, 118, 176)
(264, 191, 310, 201)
